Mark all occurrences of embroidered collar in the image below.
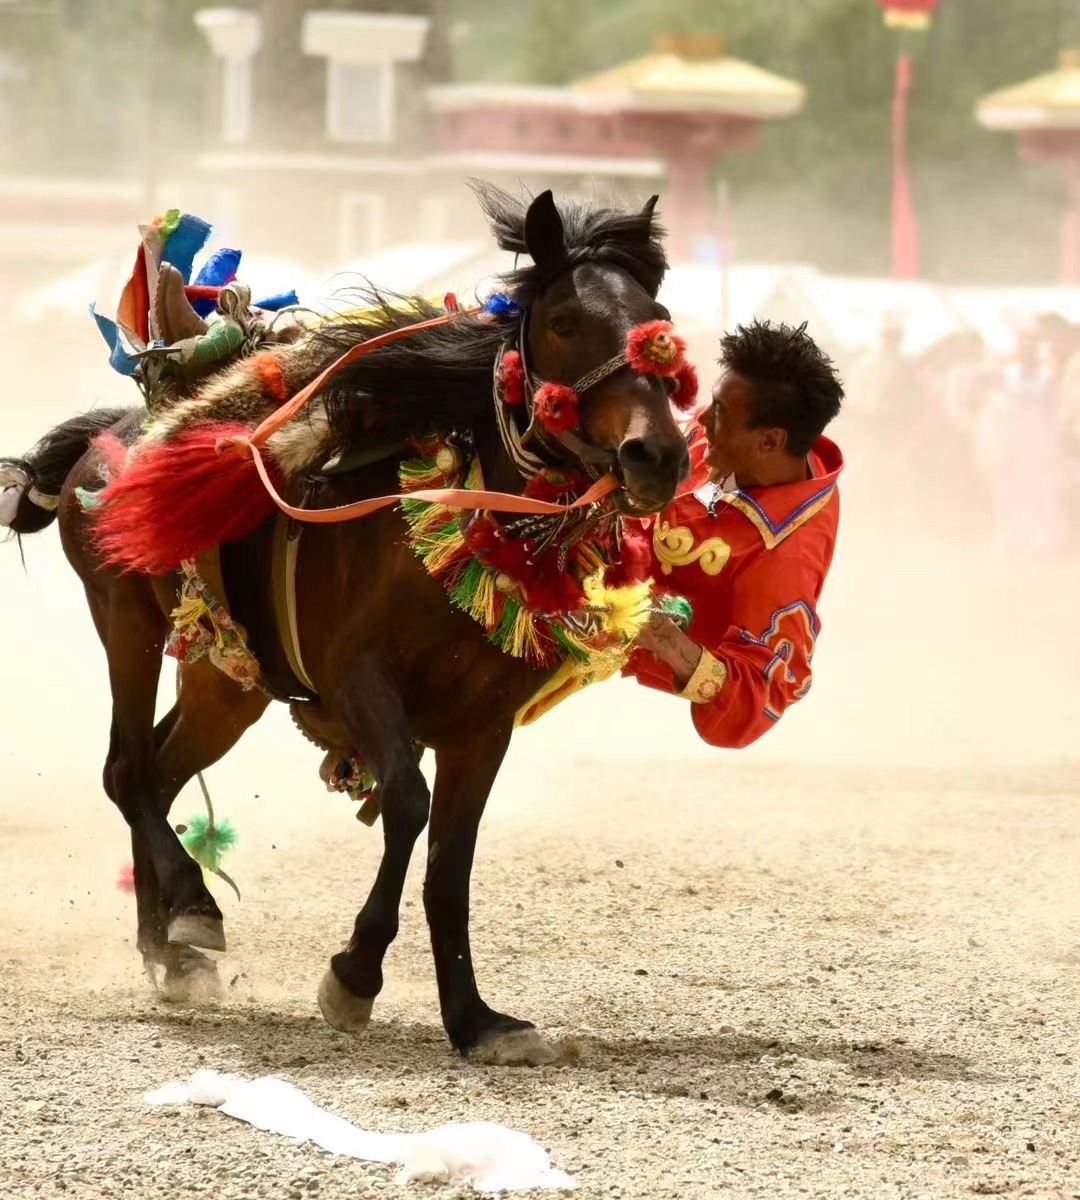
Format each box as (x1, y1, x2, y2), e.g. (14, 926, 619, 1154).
(693, 436, 844, 549)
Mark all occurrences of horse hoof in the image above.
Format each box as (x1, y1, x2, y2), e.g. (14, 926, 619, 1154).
(161, 951, 224, 1006)
(317, 969, 374, 1032)
(167, 913, 226, 953)
(472, 1027, 558, 1067)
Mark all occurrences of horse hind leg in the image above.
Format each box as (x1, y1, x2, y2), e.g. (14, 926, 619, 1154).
(97, 584, 226, 957)
(318, 660, 430, 1033)
(151, 656, 270, 1002)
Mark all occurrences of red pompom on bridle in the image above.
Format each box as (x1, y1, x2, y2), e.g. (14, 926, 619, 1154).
(627, 319, 687, 377)
(534, 382, 580, 433)
(498, 349, 526, 406)
(670, 361, 699, 412)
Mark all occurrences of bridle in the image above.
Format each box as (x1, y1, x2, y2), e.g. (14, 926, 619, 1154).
(492, 306, 692, 487)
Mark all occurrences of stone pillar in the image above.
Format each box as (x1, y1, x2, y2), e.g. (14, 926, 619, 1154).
(1062, 158, 1080, 285)
(664, 143, 716, 261)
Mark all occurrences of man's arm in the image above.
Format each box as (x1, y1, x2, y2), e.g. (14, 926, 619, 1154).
(629, 558, 824, 749)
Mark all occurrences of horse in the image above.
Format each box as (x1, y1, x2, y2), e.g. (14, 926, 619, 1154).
(1, 185, 689, 1065)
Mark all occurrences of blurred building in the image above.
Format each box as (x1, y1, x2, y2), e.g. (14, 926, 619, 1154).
(431, 35, 804, 261)
(0, 2, 804, 278)
(978, 49, 1080, 285)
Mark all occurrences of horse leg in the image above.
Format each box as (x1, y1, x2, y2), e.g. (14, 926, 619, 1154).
(125, 701, 183, 971)
(149, 657, 270, 1002)
(97, 585, 225, 955)
(317, 662, 430, 1032)
(424, 734, 557, 1066)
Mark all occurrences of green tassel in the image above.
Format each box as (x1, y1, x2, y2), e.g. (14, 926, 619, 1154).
(659, 593, 694, 631)
(550, 622, 591, 663)
(491, 596, 522, 650)
(179, 814, 237, 872)
(450, 556, 486, 611)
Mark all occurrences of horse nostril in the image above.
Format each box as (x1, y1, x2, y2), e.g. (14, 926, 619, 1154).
(619, 437, 663, 473)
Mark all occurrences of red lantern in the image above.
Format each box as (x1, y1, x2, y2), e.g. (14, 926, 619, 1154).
(879, 0, 939, 29)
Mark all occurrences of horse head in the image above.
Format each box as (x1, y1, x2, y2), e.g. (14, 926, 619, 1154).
(479, 187, 691, 515)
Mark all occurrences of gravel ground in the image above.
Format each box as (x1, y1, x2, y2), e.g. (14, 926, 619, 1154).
(2, 751, 1079, 1200)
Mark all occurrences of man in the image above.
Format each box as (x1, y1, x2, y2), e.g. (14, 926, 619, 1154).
(624, 318, 844, 748)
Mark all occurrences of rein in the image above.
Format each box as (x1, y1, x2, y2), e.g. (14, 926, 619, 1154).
(220, 307, 621, 525)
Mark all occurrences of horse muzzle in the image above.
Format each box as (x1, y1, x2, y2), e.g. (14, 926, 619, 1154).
(615, 432, 690, 515)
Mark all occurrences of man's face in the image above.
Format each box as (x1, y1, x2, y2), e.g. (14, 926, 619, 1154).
(700, 371, 786, 488)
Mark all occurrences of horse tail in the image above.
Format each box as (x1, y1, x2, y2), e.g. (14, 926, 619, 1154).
(0, 408, 131, 537)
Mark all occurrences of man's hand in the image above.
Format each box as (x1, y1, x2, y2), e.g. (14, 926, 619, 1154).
(635, 614, 704, 690)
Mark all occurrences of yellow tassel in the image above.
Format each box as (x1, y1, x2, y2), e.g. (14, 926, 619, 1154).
(170, 591, 210, 637)
(407, 502, 451, 543)
(506, 607, 544, 662)
(421, 528, 466, 576)
(468, 569, 497, 629)
(400, 460, 445, 492)
(583, 572, 653, 642)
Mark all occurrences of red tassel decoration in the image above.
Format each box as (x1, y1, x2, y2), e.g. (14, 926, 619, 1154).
(523, 468, 586, 503)
(603, 521, 652, 588)
(534, 382, 580, 433)
(92, 421, 279, 575)
(464, 516, 585, 613)
(499, 350, 526, 406)
(627, 320, 687, 377)
(670, 361, 699, 412)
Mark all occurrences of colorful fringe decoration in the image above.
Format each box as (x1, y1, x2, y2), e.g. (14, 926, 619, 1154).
(398, 439, 652, 669)
(91, 422, 279, 575)
(165, 561, 263, 692)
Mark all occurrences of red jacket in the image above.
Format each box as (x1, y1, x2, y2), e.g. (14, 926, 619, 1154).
(623, 429, 843, 748)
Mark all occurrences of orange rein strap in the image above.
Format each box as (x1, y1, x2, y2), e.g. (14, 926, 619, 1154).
(223, 306, 622, 524)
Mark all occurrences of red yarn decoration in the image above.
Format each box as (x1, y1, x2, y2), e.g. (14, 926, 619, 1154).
(92, 421, 279, 575)
(464, 516, 584, 612)
(627, 319, 687, 378)
(523, 469, 586, 503)
(499, 350, 526, 406)
(603, 522, 652, 588)
(670, 361, 699, 412)
(534, 382, 580, 433)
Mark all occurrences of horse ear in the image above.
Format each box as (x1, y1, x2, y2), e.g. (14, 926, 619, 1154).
(642, 194, 660, 221)
(524, 190, 566, 265)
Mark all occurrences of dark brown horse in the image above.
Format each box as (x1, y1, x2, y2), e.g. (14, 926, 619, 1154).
(2, 187, 688, 1065)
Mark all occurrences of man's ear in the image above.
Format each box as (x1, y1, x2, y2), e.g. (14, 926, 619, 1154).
(758, 426, 789, 455)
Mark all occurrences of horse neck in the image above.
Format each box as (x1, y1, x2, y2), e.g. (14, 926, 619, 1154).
(471, 409, 527, 496)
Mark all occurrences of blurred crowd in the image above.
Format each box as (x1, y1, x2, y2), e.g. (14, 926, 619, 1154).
(841, 313, 1080, 556)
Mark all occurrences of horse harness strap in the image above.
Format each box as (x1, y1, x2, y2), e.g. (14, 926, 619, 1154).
(271, 514, 318, 696)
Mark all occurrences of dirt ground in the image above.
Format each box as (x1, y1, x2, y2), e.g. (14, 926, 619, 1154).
(2, 341, 1080, 1199)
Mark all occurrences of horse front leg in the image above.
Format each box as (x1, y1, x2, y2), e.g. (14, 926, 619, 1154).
(425, 731, 557, 1066)
(317, 660, 430, 1032)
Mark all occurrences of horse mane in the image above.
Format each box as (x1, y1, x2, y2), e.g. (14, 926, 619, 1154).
(311, 184, 669, 451)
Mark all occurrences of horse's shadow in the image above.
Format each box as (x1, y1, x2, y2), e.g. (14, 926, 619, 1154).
(569, 1030, 981, 1085)
(107, 1003, 982, 1096)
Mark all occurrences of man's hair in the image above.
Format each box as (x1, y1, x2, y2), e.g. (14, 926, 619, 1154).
(719, 319, 844, 457)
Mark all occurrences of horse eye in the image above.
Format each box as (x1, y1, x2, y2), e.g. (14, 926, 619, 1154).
(548, 317, 575, 338)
